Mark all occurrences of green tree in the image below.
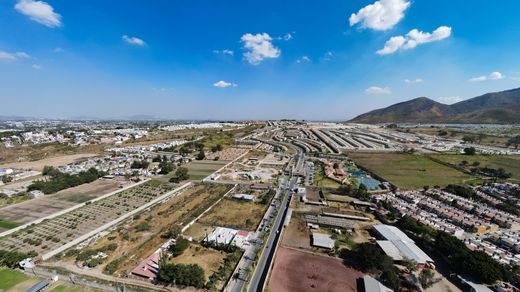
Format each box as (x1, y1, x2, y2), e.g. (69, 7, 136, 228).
(169, 236, 190, 257)
(196, 150, 206, 160)
(419, 268, 436, 288)
(507, 135, 520, 149)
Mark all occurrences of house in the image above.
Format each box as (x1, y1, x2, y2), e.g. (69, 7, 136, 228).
(204, 227, 251, 249)
(131, 252, 161, 281)
(232, 193, 255, 201)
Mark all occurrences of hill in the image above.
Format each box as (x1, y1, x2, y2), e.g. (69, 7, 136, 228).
(349, 87, 520, 124)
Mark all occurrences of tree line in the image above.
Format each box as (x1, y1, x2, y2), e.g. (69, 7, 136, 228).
(29, 166, 105, 194)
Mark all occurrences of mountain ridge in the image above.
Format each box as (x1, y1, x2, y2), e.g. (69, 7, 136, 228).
(349, 87, 520, 124)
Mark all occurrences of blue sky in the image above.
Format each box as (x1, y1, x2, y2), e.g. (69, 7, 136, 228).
(1, 0, 520, 120)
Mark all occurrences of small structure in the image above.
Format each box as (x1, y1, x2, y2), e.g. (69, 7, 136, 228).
(311, 232, 335, 249)
(358, 275, 393, 292)
(19, 258, 36, 269)
(25, 280, 49, 292)
(204, 227, 251, 249)
(232, 193, 255, 201)
(28, 190, 44, 198)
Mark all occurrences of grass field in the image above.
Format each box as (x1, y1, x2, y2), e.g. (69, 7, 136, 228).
(0, 268, 30, 291)
(431, 154, 520, 181)
(349, 152, 473, 190)
(199, 197, 268, 231)
(0, 194, 31, 208)
(185, 160, 228, 180)
(0, 219, 19, 229)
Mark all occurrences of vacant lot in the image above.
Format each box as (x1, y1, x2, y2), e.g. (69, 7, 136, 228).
(0, 196, 76, 224)
(53, 178, 128, 203)
(185, 160, 229, 180)
(199, 197, 268, 231)
(268, 247, 362, 292)
(349, 152, 472, 190)
(170, 243, 226, 281)
(431, 154, 520, 181)
(0, 153, 98, 171)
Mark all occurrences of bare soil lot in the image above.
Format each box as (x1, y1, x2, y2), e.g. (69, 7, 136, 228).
(268, 247, 363, 292)
(0, 196, 76, 224)
(53, 178, 128, 203)
(185, 160, 229, 180)
(0, 153, 98, 171)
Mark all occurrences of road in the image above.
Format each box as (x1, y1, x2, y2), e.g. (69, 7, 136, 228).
(246, 176, 296, 292)
(245, 149, 302, 292)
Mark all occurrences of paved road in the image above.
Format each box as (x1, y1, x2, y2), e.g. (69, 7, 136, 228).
(247, 176, 296, 292)
(225, 176, 288, 292)
(246, 147, 302, 292)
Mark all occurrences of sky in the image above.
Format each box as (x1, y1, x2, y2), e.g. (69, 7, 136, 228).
(1, 0, 520, 120)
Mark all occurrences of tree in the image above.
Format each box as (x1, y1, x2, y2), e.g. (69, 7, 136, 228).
(462, 135, 476, 143)
(507, 135, 520, 149)
(159, 161, 174, 174)
(401, 258, 418, 273)
(1, 175, 12, 184)
(463, 147, 476, 155)
(174, 167, 190, 181)
(169, 236, 190, 257)
(196, 150, 205, 160)
(419, 268, 436, 288)
(437, 130, 448, 136)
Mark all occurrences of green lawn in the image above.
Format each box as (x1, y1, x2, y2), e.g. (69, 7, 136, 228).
(49, 283, 102, 292)
(313, 164, 342, 189)
(59, 194, 96, 203)
(430, 154, 520, 181)
(0, 268, 29, 291)
(185, 160, 228, 180)
(349, 152, 473, 190)
(0, 219, 20, 230)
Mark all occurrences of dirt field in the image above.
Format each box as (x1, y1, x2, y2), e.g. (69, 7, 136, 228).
(0, 153, 98, 171)
(268, 247, 363, 292)
(53, 178, 128, 203)
(0, 196, 76, 224)
(199, 198, 268, 231)
(170, 243, 226, 281)
(281, 214, 312, 250)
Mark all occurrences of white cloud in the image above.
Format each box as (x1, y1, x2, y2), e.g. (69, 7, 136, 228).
(469, 71, 504, 82)
(213, 80, 237, 88)
(213, 49, 234, 56)
(122, 35, 146, 46)
(0, 51, 30, 62)
(438, 96, 463, 104)
(404, 78, 423, 84)
(296, 56, 310, 63)
(282, 33, 293, 41)
(349, 0, 410, 31)
(15, 0, 62, 28)
(322, 51, 334, 62)
(365, 86, 391, 94)
(32, 64, 43, 70)
(53, 47, 64, 53)
(377, 26, 452, 55)
(241, 33, 281, 65)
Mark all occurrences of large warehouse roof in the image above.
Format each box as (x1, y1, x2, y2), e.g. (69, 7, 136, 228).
(373, 224, 433, 264)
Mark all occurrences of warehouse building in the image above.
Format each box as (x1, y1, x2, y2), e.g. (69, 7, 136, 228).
(373, 224, 434, 268)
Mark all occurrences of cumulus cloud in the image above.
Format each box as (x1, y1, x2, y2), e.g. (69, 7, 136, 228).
(469, 71, 504, 82)
(377, 26, 452, 55)
(122, 35, 146, 46)
(296, 56, 310, 63)
(349, 0, 410, 31)
(15, 0, 62, 28)
(365, 86, 391, 94)
(438, 96, 463, 104)
(213, 80, 237, 88)
(241, 33, 281, 65)
(0, 51, 30, 62)
(405, 78, 424, 84)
